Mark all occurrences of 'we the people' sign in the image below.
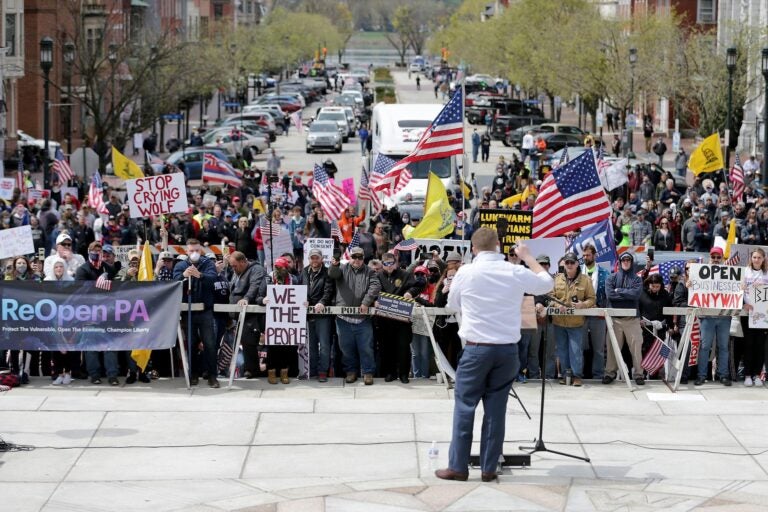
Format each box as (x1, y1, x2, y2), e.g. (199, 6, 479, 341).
(688, 264, 744, 309)
(264, 285, 307, 345)
(126, 173, 188, 218)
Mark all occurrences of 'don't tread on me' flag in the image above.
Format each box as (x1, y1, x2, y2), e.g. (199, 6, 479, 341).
(532, 149, 612, 239)
(687, 133, 724, 175)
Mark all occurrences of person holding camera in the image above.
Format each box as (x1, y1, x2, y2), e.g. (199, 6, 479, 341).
(550, 252, 596, 387)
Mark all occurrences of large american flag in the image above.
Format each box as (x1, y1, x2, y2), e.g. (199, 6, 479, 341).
(52, 148, 74, 182)
(532, 149, 612, 238)
(637, 260, 687, 285)
(731, 153, 745, 202)
(313, 164, 350, 221)
(370, 88, 464, 195)
(641, 336, 672, 374)
(88, 172, 109, 215)
(358, 165, 382, 210)
(203, 153, 243, 188)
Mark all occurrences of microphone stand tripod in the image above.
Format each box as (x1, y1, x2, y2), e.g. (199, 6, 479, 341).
(519, 306, 591, 463)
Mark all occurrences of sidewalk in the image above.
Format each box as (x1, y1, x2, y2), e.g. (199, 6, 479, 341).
(2, 378, 768, 511)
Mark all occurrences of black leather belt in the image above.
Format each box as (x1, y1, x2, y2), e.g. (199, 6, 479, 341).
(466, 341, 513, 347)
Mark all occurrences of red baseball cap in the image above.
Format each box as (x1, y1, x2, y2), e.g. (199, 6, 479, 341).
(710, 247, 724, 256)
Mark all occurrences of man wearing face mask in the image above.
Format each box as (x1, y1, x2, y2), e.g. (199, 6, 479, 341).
(173, 238, 221, 388)
(75, 241, 120, 385)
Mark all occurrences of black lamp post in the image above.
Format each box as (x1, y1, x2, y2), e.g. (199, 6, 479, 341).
(725, 47, 737, 170)
(63, 42, 75, 157)
(762, 48, 768, 191)
(627, 47, 637, 158)
(40, 37, 54, 189)
(108, 43, 118, 117)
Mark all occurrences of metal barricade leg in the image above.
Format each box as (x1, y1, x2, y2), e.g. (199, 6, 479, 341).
(227, 307, 248, 389)
(177, 324, 191, 390)
(672, 311, 696, 392)
(420, 306, 450, 390)
(603, 314, 634, 392)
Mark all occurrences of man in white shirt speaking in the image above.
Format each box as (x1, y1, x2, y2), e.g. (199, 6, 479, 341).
(436, 228, 553, 482)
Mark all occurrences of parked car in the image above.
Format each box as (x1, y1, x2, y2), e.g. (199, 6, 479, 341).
(306, 121, 342, 153)
(216, 119, 274, 141)
(491, 115, 549, 144)
(152, 148, 236, 181)
(506, 123, 585, 149)
(201, 128, 269, 155)
(466, 98, 544, 124)
(223, 113, 277, 141)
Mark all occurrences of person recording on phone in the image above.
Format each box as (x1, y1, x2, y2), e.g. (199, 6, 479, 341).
(436, 229, 553, 483)
(550, 252, 595, 387)
(173, 238, 221, 388)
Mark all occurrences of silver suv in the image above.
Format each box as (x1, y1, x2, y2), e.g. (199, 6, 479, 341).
(306, 121, 342, 153)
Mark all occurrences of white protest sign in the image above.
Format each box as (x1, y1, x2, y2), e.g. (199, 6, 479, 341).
(524, 237, 567, 268)
(111, 245, 134, 266)
(203, 193, 218, 206)
(264, 285, 307, 345)
(414, 239, 471, 263)
(264, 228, 293, 273)
(0, 178, 15, 200)
(749, 284, 768, 329)
(303, 238, 334, 267)
(126, 173, 188, 218)
(688, 263, 744, 309)
(0, 225, 35, 259)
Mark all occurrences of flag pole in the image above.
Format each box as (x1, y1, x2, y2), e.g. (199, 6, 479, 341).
(460, 72, 467, 242)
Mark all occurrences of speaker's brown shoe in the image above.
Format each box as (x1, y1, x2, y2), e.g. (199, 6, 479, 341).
(435, 468, 469, 481)
(267, 369, 278, 385)
(481, 472, 498, 482)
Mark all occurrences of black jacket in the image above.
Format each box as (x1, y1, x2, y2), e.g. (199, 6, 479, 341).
(75, 261, 116, 281)
(378, 267, 423, 298)
(300, 264, 335, 307)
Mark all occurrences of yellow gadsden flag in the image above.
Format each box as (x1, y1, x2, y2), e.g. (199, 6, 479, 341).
(724, 218, 738, 259)
(687, 133, 724, 175)
(131, 241, 154, 372)
(112, 146, 145, 180)
(404, 172, 455, 240)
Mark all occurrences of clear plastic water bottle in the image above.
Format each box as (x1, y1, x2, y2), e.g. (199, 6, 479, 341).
(428, 441, 439, 460)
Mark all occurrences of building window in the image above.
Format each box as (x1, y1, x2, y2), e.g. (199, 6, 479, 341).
(697, 0, 716, 24)
(5, 14, 16, 56)
(87, 27, 104, 58)
(214, 4, 223, 19)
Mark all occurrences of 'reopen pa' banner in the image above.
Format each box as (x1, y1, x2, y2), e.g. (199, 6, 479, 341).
(0, 281, 182, 351)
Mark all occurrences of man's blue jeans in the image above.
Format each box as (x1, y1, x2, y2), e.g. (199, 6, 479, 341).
(335, 317, 375, 375)
(518, 330, 533, 378)
(555, 325, 584, 378)
(411, 333, 431, 378)
(581, 317, 607, 379)
(308, 316, 332, 376)
(85, 351, 119, 379)
(698, 317, 730, 379)
(449, 343, 519, 474)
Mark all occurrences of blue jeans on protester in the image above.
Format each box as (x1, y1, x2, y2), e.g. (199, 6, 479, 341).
(308, 316, 332, 376)
(449, 343, 519, 474)
(698, 317, 730, 380)
(85, 351, 119, 379)
(555, 325, 584, 378)
(581, 317, 606, 379)
(335, 317, 375, 375)
(182, 309, 218, 378)
(411, 333, 432, 378)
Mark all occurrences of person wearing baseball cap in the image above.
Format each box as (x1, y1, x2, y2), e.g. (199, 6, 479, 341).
(44, 233, 86, 279)
(603, 252, 646, 386)
(328, 243, 381, 385)
(550, 251, 595, 387)
(301, 247, 335, 382)
(154, 251, 176, 281)
(691, 245, 731, 386)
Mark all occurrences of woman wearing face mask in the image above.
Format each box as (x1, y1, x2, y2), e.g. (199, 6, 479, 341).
(10, 256, 42, 281)
(433, 267, 461, 369)
(410, 262, 440, 378)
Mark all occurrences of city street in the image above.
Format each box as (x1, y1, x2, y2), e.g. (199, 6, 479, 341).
(4, 71, 768, 512)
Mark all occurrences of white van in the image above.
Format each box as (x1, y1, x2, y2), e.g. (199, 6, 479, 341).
(369, 102, 456, 208)
(317, 107, 352, 142)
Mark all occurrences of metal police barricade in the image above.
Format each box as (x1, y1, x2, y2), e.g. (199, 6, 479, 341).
(211, 304, 455, 390)
(546, 307, 637, 391)
(663, 307, 745, 392)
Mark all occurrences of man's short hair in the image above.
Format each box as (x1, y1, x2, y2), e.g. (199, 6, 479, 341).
(471, 227, 499, 252)
(230, 251, 247, 262)
(88, 241, 102, 252)
(582, 243, 597, 255)
(186, 238, 201, 246)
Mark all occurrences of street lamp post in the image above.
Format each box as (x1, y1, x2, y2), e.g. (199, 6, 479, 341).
(108, 43, 118, 116)
(40, 37, 54, 189)
(725, 47, 737, 170)
(761, 48, 768, 191)
(627, 47, 637, 158)
(63, 42, 75, 157)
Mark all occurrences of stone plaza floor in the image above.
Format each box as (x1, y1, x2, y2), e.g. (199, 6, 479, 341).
(2, 376, 768, 511)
